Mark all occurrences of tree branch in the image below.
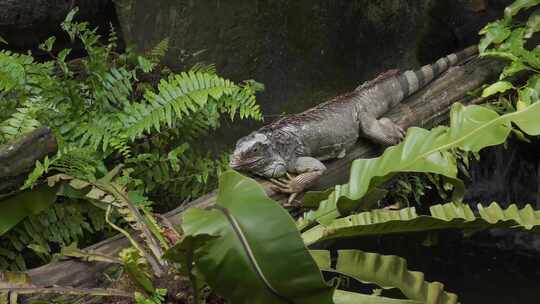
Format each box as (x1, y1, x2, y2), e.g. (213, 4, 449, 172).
(0, 127, 58, 195)
(25, 57, 504, 290)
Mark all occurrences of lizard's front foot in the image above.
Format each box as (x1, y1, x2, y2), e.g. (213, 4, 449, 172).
(270, 173, 304, 205)
(270, 171, 323, 205)
(379, 117, 406, 145)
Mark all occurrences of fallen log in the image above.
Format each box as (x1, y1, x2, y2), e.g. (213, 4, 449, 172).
(0, 127, 58, 195)
(26, 57, 504, 288)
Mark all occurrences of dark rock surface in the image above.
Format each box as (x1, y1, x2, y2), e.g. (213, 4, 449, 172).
(0, 0, 114, 52)
(114, 0, 510, 150)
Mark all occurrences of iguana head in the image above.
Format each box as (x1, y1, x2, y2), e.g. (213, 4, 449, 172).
(229, 132, 287, 178)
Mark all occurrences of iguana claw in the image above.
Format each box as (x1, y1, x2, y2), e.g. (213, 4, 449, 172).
(270, 173, 303, 205)
(270, 171, 323, 205)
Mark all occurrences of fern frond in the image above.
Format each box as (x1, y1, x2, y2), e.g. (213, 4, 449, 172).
(147, 38, 170, 64)
(0, 51, 33, 92)
(190, 62, 216, 74)
(220, 83, 263, 121)
(94, 67, 134, 109)
(0, 106, 41, 143)
(22, 147, 101, 189)
(107, 23, 118, 51)
(121, 71, 237, 139)
(137, 56, 156, 73)
(71, 115, 123, 152)
(0, 202, 104, 271)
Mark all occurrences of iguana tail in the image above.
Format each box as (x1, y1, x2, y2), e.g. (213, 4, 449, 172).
(398, 45, 478, 97)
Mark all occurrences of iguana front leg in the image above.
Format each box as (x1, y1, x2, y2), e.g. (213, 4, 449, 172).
(360, 115, 405, 146)
(270, 157, 326, 205)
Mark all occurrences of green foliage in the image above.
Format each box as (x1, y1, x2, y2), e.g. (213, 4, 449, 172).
(298, 100, 540, 229)
(164, 170, 335, 304)
(0, 201, 105, 271)
(165, 171, 472, 304)
(313, 250, 458, 304)
(0, 185, 58, 237)
(47, 168, 169, 272)
(0, 7, 261, 191)
(332, 291, 423, 304)
(136, 1, 540, 302)
(302, 202, 540, 245)
(134, 288, 167, 304)
(479, 0, 540, 110)
(120, 248, 156, 294)
(0, 8, 262, 271)
(0, 106, 41, 142)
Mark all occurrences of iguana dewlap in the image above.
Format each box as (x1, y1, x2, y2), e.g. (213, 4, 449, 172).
(230, 46, 478, 203)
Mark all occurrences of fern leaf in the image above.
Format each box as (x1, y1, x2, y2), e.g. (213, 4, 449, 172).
(190, 62, 216, 74)
(147, 38, 170, 64)
(137, 56, 156, 73)
(122, 72, 238, 139)
(94, 67, 134, 108)
(0, 51, 33, 92)
(0, 107, 41, 142)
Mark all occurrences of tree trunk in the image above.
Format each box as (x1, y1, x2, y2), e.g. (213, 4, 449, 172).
(0, 127, 57, 195)
(22, 56, 504, 290)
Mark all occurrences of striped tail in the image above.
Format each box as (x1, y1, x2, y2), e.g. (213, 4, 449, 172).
(397, 45, 478, 97)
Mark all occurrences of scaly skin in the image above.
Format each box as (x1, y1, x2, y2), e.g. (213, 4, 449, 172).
(230, 46, 478, 203)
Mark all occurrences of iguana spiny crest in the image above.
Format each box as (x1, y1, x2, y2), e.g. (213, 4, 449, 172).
(230, 46, 478, 204)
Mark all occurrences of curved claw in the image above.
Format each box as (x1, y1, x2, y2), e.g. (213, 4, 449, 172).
(270, 171, 322, 206)
(270, 174, 303, 206)
(287, 192, 299, 205)
(270, 178, 290, 189)
(398, 126, 406, 140)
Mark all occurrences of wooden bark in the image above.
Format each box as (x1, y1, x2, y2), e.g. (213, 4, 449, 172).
(0, 127, 58, 195)
(25, 57, 504, 288)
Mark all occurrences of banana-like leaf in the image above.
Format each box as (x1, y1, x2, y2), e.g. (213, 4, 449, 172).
(165, 170, 335, 304)
(0, 184, 58, 236)
(302, 202, 540, 245)
(299, 102, 540, 229)
(333, 290, 423, 304)
(313, 250, 458, 304)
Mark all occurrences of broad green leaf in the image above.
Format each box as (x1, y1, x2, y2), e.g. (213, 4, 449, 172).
(39, 37, 56, 52)
(57, 49, 71, 63)
(478, 20, 511, 52)
(499, 28, 525, 53)
(0, 36, 8, 45)
(525, 9, 540, 38)
(64, 7, 78, 24)
(167, 170, 334, 304)
(482, 81, 514, 97)
(519, 75, 540, 106)
(299, 102, 540, 229)
(333, 290, 423, 304)
(504, 0, 540, 21)
(314, 250, 458, 304)
(302, 202, 540, 245)
(0, 185, 58, 236)
(480, 50, 519, 61)
(500, 60, 529, 79)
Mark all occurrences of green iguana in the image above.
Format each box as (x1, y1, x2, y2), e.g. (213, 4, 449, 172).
(229, 46, 478, 203)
